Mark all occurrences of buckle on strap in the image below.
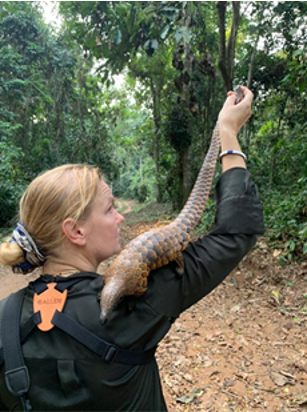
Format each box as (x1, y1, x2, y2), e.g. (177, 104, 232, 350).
(104, 345, 119, 363)
(5, 366, 30, 396)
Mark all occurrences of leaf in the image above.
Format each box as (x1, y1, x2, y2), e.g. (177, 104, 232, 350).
(116, 30, 122, 45)
(161, 6, 178, 13)
(143, 4, 156, 15)
(151, 39, 158, 50)
(273, 249, 282, 257)
(160, 24, 170, 40)
(181, 26, 191, 43)
(288, 240, 295, 252)
(299, 80, 307, 93)
(296, 392, 307, 405)
(270, 371, 295, 386)
(116, 2, 129, 16)
(175, 28, 182, 43)
(293, 49, 303, 57)
(177, 388, 204, 404)
(230, 304, 241, 313)
(143, 40, 151, 50)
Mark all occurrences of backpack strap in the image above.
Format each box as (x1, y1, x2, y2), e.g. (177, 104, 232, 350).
(52, 310, 156, 365)
(0, 311, 41, 367)
(0, 289, 33, 411)
(31, 276, 86, 294)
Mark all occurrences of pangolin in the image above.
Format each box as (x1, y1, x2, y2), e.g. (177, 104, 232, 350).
(100, 88, 244, 324)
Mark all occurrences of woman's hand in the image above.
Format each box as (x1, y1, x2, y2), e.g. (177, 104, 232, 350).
(218, 86, 254, 172)
(218, 86, 254, 136)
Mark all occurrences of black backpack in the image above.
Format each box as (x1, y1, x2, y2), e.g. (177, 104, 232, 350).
(0, 276, 156, 411)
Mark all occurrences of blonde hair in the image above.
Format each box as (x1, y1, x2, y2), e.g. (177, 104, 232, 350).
(0, 164, 102, 271)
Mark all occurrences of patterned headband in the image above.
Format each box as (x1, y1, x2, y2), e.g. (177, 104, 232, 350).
(10, 222, 45, 274)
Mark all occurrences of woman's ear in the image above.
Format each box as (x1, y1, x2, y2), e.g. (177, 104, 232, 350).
(62, 218, 86, 246)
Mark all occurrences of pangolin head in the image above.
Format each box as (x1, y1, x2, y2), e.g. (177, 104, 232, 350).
(99, 256, 147, 324)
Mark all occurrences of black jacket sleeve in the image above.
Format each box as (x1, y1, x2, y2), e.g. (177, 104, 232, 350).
(144, 167, 264, 318)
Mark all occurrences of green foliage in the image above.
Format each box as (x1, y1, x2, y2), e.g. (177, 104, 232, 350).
(0, 142, 25, 225)
(263, 177, 307, 260)
(59, 1, 182, 76)
(108, 101, 157, 203)
(164, 107, 193, 153)
(192, 198, 216, 236)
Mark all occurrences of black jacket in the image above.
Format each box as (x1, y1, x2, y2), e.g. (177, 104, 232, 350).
(0, 168, 264, 411)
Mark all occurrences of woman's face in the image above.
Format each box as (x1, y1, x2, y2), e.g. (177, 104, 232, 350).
(82, 181, 125, 265)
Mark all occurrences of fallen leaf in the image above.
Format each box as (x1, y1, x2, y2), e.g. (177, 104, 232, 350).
(176, 388, 204, 404)
(296, 392, 307, 405)
(183, 374, 192, 382)
(203, 359, 212, 368)
(280, 370, 296, 382)
(273, 249, 282, 258)
(270, 371, 296, 386)
(215, 310, 224, 319)
(230, 304, 241, 313)
(224, 378, 236, 387)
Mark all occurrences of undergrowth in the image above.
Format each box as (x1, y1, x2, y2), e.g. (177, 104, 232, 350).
(0, 227, 13, 242)
(263, 181, 307, 264)
(122, 194, 306, 265)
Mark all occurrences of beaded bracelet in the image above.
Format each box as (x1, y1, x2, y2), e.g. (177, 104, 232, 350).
(219, 150, 247, 162)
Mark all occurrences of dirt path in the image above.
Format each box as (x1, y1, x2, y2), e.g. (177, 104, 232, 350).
(115, 198, 136, 215)
(158, 245, 307, 412)
(0, 215, 306, 412)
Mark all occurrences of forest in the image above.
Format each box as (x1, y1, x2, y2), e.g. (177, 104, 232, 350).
(0, 1, 306, 263)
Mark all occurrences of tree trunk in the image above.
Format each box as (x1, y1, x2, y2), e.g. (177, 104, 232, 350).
(180, 146, 192, 208)
(55, 102, 62, 165)
(217, 1, 241, 92)
(243, 4, 264, 149)
(150, 79, 161, 203)
(181, 3, 193, 205)
(270, 99, 287, 189)
(21, 101, 30, 159)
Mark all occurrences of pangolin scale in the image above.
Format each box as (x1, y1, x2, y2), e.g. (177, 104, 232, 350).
(99, 85, 243, 324)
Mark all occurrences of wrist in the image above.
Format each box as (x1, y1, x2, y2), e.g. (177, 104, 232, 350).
(219, 132, 240, 152)
(218, 124, 238, 138)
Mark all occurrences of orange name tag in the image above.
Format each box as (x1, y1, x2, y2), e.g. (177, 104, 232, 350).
(33, 283, 67, 332)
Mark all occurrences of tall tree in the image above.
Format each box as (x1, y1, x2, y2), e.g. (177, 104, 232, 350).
(59, 1, 222, 205)
(217, 1, 241, 91)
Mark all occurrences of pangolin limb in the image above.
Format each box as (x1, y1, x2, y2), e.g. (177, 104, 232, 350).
(100, 88, 244, 324)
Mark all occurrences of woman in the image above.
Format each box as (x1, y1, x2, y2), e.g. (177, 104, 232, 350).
(0, 86, 264, 411)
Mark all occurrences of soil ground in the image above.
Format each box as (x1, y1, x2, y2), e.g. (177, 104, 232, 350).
(0, 201, 306, 412)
